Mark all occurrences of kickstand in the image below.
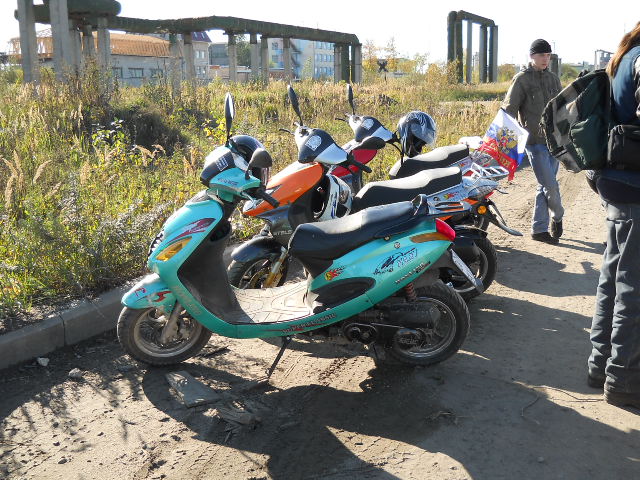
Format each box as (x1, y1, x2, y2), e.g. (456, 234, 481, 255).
(266, 336, 292, 379)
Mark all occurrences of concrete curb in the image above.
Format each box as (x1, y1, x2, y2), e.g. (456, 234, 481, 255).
(0, 244, 238, 371)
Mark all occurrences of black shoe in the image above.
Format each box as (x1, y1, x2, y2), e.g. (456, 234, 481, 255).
(531, 232, 559, 244)
(604, 389, 640, 409)
(550, 220, 563, 239)
(588, 372, 606, 389)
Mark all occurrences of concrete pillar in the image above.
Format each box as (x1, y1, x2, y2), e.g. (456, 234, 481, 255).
(49, 0, 73, 80)
(455, 19, 463, 83)
(169, 33, 181, 94)
(447, 11, 457, 63)
(283, 38, 292, 81)
(351, 44, 362, 83)
(334, 44, 342, 82)
(16, 0, 39, 84)
(479, 24, 488, 83)
(69, 23, 82, 74)
(260, 36, 269, 82)
(96, 16, 111, 71)
(465, 20, 473, 84)
(82, 24, 95, 62)
(183, 32, 195, 83)
(250, 33, 259, 80)
(227, 33, 237, 82)
(489, 25, 499, 82)
(341, 44, 350, 82)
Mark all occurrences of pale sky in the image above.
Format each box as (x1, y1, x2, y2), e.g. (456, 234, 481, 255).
(1, 1, 637, 65)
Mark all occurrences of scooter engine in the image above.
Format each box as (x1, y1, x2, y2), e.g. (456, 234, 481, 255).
(342, 321, 378, 344)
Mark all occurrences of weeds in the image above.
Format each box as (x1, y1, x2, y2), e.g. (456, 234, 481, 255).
(0, 66, 506, 320)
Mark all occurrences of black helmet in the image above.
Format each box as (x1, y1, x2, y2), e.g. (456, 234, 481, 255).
(229, 134, 264, 161)
(229, 134, 270, 183)
(396, 111, 437, 157)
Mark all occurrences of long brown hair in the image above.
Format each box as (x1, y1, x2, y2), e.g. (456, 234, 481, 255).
(607, 22, 640, 76)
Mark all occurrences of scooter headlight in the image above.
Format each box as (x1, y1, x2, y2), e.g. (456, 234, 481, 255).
(156, 237, 192, 261)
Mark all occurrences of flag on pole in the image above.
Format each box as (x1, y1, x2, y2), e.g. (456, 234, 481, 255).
(477, 109, 529, 180)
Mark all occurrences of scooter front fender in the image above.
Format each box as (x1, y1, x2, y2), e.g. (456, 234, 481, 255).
(484, 201, 522, 236)
(121, 274, 176, 312)
(231, 236, 283, 263)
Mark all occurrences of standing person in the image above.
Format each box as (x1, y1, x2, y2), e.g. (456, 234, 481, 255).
(588, 22, 640, 409)
(503, 39, 564, 244)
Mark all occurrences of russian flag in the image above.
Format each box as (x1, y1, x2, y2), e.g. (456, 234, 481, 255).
(477, 109, 529, 180)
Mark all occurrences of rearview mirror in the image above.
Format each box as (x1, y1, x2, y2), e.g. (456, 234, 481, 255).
(246, 148, 273, 180)
(287, 84, 303, 125)
(224, 92, 235, 141)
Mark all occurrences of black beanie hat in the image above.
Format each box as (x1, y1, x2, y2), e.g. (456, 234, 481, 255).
(530, 39, 552, 55)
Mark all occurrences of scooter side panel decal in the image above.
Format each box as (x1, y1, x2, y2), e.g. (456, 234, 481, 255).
(122, 274, 176, 310)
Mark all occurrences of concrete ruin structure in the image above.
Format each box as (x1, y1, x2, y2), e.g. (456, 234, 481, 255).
(14, 0, 362, 85)
(447, 10, 498, 83)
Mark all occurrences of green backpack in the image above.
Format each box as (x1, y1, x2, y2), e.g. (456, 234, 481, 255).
(541, 69, 612, 172)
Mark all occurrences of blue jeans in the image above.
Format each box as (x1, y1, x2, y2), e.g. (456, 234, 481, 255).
(525, 144, 564, 234)
(588, 201, 640, 393)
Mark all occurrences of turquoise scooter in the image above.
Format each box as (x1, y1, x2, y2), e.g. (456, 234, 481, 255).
(117, 93, 481, 376)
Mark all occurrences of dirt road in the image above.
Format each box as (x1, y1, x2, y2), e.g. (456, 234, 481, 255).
(1, 163, 639, 480)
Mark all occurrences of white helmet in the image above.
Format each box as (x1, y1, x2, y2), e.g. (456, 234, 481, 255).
(312, 174, 353, 221)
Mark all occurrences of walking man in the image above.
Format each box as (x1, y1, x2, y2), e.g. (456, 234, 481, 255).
(503, 39, 564, 244)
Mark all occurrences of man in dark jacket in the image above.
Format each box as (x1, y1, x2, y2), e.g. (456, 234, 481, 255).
(503, 39, 563, 244)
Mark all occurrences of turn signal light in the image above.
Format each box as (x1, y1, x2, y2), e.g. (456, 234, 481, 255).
(156, 237, 191, 261)
(477, 205, 487, 215)
(411, 219, 456, 243)
(436, 219, 456, 241)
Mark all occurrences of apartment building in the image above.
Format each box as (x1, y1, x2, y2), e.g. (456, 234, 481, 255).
(209, 37, 335, 80)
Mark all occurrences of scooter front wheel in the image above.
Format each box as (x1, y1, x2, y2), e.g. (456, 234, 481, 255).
(117, 307, 211, 365)
(388, 282, 470, 366)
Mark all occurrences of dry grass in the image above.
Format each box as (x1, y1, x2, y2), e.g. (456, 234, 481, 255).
(0, 66, 507, 319)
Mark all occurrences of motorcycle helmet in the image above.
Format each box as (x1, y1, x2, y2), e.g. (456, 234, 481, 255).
(229, 134, 270, 183)
(396, 111, 437, 157)
(312, 174, 352, 222)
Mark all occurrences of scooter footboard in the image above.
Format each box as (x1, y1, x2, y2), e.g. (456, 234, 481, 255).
(122, 274, 176, 311)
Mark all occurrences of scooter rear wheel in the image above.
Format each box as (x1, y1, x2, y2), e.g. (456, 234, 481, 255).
(228, 256, 289, 289)
(388, 282, 469, 366)
(117, 307, 211, 365)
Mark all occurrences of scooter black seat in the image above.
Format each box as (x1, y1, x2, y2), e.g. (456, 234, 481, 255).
(389, 144, 469, 179)
(351, 167, 462, 213)
(289, 201, 417, 277)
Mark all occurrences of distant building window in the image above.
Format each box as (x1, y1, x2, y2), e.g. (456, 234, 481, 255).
(129, 68, 144, 78)
(112, 67, 122, 78)
(150, 68, 163, 78)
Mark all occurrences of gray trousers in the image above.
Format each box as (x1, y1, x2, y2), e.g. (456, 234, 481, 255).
(526, 144, 564, 234)
(588, 201, 640, 393)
